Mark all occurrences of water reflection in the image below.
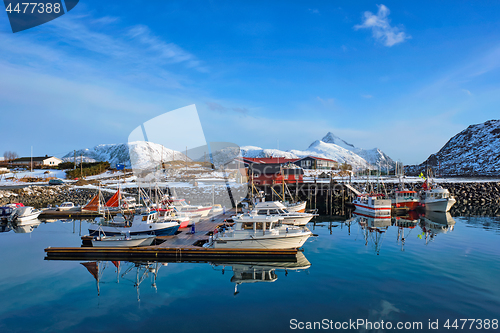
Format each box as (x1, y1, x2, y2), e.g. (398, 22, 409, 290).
(211, 252, 311, 295)
(0, 219, 43, 233)
(354, 212, 391, 255)
(419, 211, 456, 245)
(73, 253, 311, 300)
(392, 211, 419, 252)
(351, 210, 458, 254)
(81, 261, 164, 301)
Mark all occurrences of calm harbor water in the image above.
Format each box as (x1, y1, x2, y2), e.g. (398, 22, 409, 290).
(0, 213, 499, 332)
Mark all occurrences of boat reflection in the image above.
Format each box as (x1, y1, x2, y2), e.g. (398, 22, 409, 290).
(75, 252, 311, 299)
(419, 211, 456, 245)
(392, 211, 420, 251)
(354, 212, 391, 255)
(211, 252, 311, 295)
(0, 221, 12, 233)
(11, 219, 42, 233)
(81, 260, 165, 301)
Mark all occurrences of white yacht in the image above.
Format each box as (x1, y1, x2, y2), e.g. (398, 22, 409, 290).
(284, 201, 307, 213)
(57, 202, 80, 211)
(9, 206, 42, 222)
(251, 201, 316, 226)
(420, 187, 456, 212)
(168, 198, 212, 217)
(205, 212, 312, 249)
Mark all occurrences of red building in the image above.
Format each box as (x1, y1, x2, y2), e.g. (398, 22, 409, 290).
(249, 163, 304, 185)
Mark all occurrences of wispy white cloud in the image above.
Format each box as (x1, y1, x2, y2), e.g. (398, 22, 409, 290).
(317, 96, 335, 107)
(127, 25, 208, 72)
(354, 4, 410, 47)
(462, 89, 472, 95)
(308, 8, 320, 14)
(206, 101, 249, 114)
(361, 94, 373, 99)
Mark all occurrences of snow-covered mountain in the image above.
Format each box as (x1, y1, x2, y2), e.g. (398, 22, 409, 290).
(240, 132, 396, 170)
(405, 120, 500, 176)
(240, 146, 299, 159)
(321, 132, 395, 169)
(62, 142, 189, 170)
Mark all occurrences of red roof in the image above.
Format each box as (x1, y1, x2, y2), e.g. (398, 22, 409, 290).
(299, 156, 337, 162)
(243, 157, 299, 164)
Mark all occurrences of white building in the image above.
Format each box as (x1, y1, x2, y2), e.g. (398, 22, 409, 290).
(12, 156, 63, 167)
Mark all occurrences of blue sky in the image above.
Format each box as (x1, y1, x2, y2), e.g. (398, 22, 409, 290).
(1, 1, 500, 164)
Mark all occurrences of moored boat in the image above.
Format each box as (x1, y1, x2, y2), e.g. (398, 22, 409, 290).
(284, 201, 307, 213)
(204, 212, 312, 249)
(0, 206, 14, 221)
(251, 201, 316, 226)
(57, 202, 80, 211)
(9, 206, 42, 222)
(420, 187, 456, 212)
(91, 233, 156, 247)
(353, 195, 392, 216)
(88, 210, 180, 236)
(168, 198, 212, 217)
(391, 190, 419, 210)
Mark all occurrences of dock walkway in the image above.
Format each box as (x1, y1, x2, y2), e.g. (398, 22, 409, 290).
(45, 209, 298, 262)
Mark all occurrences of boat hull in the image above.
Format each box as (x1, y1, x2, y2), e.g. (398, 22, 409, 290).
(13, 212, 42, 222)
(286, 202, 307, 213)
(353, 204, 391, 216)
(423, 198, 456, 212)
(212, 233, 311, 249)
(88, 223, 179, 236)
(392, 200, 419, 210)
(92, 236, 155, 247)
(282, 215, 313, 226)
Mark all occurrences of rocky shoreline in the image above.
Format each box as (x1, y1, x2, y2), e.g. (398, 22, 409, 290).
(0, 181, 499, 216)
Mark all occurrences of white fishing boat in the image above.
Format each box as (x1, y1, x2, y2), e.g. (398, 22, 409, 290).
(209, 204, 224, 216)
(88, 210, 180, 236)
(251, 201, 316, 226)
(168, 198, 212, 217)
(284, 201, 307, 213)
(204, 212, 312, 249)
(353, 195, 392, 216)
(91, 233, 156, 247)
(57, 202, 80, 211)
(9, 206, 42, 222)
(420, 187, 456, 212)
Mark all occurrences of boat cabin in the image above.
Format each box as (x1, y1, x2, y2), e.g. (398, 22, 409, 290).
(356, 195, 387, 205)
(137, 210, 159, 223)
(394, 191, 417, 200)
(234, 214, 283, 232)
(422, 188, 451, 200)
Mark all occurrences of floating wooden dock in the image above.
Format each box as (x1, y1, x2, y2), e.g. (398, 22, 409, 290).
(44, 209, 298, 262)
(40, 209, 131, 219)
